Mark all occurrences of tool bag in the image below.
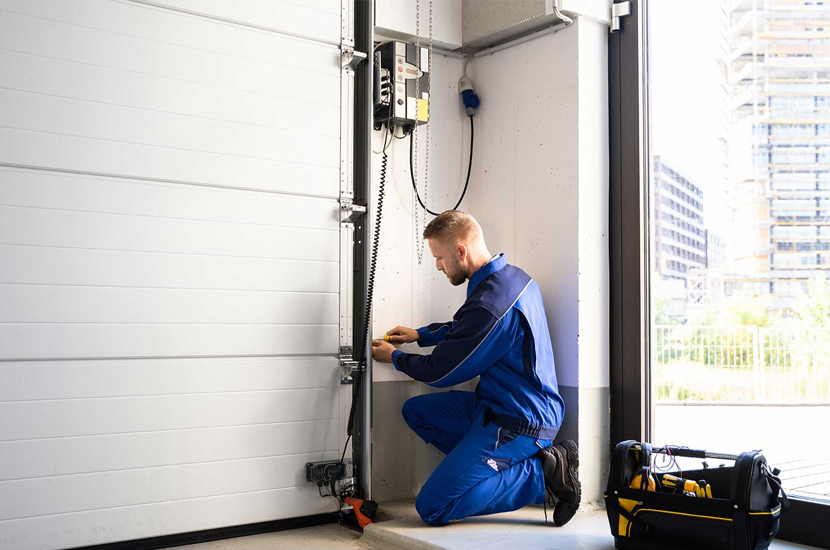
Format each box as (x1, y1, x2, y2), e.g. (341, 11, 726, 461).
(604, 440, 789, 550)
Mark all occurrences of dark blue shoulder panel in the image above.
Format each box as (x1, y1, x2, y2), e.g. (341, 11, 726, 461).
(468, 265, 533, 320)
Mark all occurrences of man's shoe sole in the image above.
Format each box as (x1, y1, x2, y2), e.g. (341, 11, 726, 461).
(553, 439, 581, 527)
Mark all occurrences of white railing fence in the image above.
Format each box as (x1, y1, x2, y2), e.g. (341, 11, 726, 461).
(654, 325, 830, 402)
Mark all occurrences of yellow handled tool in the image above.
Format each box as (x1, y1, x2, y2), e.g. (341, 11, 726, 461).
(662, 474, 699, 495)
(662, 474, 713, 498)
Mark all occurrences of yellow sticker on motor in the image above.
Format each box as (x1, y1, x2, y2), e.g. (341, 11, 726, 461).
(418, 99, 429, 122)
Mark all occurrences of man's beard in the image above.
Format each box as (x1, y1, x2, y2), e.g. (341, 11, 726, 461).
(445, 259, 467, 286)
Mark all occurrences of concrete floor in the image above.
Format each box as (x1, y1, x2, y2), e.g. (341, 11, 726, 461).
(169, 499, 819, 550)
(169, 523, 366, 550)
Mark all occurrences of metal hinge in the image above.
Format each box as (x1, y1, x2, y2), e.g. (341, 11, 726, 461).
(340, 196, 366, 224)
(340, 346, 363, 384)
(610, 1, 631, 34)
(341, 39, 367, 74)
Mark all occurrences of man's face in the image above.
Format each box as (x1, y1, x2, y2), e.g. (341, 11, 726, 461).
(428, 239, 467, 286)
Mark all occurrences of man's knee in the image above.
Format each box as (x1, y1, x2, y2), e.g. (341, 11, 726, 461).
(415, 489, 446, 526)
(401, 395, 428, 429)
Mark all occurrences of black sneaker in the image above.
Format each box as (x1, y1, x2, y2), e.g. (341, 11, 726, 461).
(538, 439, 581, 526)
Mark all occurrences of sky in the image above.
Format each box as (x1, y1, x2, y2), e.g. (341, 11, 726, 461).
(649, 0, 733, 235)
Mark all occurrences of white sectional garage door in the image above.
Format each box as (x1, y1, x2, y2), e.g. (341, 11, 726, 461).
(0, 1, 351, 548)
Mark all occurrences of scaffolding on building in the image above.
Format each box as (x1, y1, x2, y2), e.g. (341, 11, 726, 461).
(726, 0, 830, 300)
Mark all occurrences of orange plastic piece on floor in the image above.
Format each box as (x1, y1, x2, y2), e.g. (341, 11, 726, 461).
(343, 497, 377, 529)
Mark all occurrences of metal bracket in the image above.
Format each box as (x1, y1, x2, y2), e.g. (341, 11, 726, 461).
(340, 346, 363, 384)
(340, 197, 367, 224)
(610, 1, 631, 34)
(341, 459, 355, 478)
(341, 40, 367, 74)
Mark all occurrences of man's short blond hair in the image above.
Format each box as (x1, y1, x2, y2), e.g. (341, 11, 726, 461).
(423, 210, 482, 243)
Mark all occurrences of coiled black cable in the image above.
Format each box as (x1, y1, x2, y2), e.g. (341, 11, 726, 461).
(410, 115, 474, 216)
(346, 120, 391, 440)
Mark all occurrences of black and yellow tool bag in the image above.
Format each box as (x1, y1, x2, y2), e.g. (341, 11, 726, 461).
(604, 440, 789, 550)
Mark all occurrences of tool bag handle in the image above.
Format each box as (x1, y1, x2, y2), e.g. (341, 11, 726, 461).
(651, 445, 739, 461)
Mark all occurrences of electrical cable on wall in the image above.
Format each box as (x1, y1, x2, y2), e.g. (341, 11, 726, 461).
(409, 115, 474, 216)
(410, 57, 479, 217)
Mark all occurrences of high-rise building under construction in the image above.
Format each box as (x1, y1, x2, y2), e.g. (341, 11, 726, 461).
(729, 0, 830, 300)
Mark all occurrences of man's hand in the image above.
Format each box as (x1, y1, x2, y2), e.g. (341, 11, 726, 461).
(385, 326, 419, 344)
(372, 339, 396, 364)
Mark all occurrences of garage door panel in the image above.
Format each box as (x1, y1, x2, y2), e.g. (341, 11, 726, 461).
(0, 358, 339, 402)
(0, 451, 339, 521)
(0, 286, 339, 325)
(0, 50, 340, 139)
(0, 13, 340, 108)
(0, 418, 339, 481)
(0, 323, 339, 360)
(0, 246, 338, 292)
(0, 0, 352, 543)
(0, 486, 339, 550)
(0, 7, 341, 100)
(0, 128, 340, 197)
(138, 0, 342, 44)
(0, 389, 339, 441)
(0, 1, 341, 79)
(0, 207, 340, 262)
(0, 90, 339, 170)
(0, 168, 340, 230)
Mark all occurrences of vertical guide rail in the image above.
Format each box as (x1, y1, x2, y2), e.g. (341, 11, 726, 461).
(353, 0, 374, 500)
(340, 0, 356, 475)
(337, 0, 359, 501)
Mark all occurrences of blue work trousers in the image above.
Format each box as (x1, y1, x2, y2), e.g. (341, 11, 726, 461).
(402, 391, 554, 526)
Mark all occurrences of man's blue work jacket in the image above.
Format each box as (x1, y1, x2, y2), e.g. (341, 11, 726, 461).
(391, 253, 565, 440)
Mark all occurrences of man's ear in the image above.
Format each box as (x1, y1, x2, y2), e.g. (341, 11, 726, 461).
(457, 243, 468, 262)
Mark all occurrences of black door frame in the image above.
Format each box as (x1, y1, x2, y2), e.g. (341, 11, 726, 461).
(609, 0, 649, 446)
(608, 1, 830, 546)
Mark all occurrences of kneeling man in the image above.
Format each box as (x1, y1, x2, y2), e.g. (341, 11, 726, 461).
(371, 210, 581, 527)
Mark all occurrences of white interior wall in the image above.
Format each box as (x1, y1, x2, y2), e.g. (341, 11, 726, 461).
(576, 17, 612, 504)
